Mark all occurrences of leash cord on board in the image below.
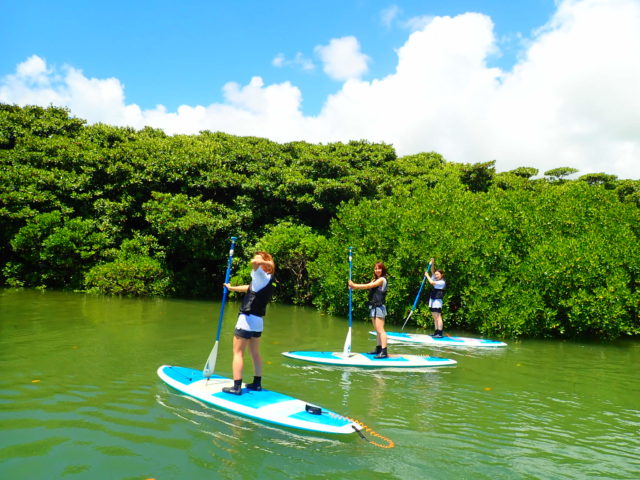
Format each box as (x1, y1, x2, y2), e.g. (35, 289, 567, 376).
(329, 413, 395, 449)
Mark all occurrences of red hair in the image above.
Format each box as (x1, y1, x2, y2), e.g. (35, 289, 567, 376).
(255, 251, 275, 274)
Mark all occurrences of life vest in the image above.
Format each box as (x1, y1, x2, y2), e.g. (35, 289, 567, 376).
(240, 280, 276, 317)
(368, 278, 388, 307)
(429, 281, 446, 300)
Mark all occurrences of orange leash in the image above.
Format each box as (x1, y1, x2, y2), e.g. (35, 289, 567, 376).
(330, 413, 395, 449)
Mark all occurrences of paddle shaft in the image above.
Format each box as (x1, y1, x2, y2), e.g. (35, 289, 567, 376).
(343, 247, 353, 354)
(401, 261, 432, 330)
(203, 236, 237, 378)
(215, 237, 237, 342)
(348, 247, 353, 329)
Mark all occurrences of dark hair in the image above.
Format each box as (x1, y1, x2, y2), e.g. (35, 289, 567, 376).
(373, 262, 387, 279)
(434, 268, 444, 277)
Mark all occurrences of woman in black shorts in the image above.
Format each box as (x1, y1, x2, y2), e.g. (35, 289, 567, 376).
(222, 251, 275, 395)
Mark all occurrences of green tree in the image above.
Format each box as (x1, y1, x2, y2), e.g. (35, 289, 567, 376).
(143, 192, 250, 297)
(84, 234, 171, 296)
(578, 173, 618, 189)
(310, 180, 640, 339)
(508, 166, 539, 179)
(232, 222, 326, 305)
(8, 211, 111, 288)
(544, 167, 579, 183)
(460, 160, 496, 192)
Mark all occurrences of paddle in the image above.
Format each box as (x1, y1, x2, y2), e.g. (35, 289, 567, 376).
(203, 236, 237, 379)
(343, 246, 353, 355)
(401, 260, 432, 331)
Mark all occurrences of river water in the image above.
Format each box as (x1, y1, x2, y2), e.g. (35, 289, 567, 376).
(0, 289, 638, 479)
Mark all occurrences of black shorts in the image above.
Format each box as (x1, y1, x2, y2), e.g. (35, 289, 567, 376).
(234, 328, 262, 339)
(430, 307, 442, 313)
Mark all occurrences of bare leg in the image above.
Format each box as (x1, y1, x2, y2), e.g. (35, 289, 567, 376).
(370, 317, 381, 346)
(247, 337, 263, 377)
(231, 336, 248, 380)
(372, 316, 387, 348)
(432, 312, 443, 331)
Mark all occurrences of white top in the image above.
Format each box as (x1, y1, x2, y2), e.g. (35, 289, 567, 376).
(250, 266, 271, 292)
(433, 279, 445, 290)
(235, 267, 272, 332)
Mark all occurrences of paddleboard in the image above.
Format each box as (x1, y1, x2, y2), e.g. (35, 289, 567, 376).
(282, 351, 457, 368)
(157, 365, 361, 435)
(374, 331, 507, 348)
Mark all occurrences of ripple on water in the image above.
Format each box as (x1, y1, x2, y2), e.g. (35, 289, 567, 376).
(2, 291, 639, 479)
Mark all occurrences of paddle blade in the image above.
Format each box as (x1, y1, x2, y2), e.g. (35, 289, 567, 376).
(343, 327, 352, 355)
(203, 341, 219, 378)
(401, 310, 414, 331)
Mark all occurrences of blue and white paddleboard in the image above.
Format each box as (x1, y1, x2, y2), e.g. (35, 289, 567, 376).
(157, 365, 362, 435)
(281, 351, 457, 368)
(375, 331, 507, 348)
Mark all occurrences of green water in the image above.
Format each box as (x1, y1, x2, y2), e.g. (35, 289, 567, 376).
(0, 289, 638, 480)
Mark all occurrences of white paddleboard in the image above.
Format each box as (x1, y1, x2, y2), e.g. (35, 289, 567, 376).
(281, 351, 457, 368)
(157, 365, 361, 435)
(375, 331, 507, 348)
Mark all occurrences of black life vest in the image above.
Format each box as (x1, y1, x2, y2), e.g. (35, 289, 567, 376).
(240, 279, 276, 317)
(429, 282, 446, 300)
(368, 278, 388, 307)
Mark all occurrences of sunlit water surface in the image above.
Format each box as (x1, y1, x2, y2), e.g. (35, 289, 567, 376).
(1, 289, 638, 479)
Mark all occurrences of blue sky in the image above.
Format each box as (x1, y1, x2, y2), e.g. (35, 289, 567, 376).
(2, 0, 639, 179)
(3, 0, 555, 114)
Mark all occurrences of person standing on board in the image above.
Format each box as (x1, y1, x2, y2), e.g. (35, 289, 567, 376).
(349, 262, 389, 358)
(222, 251, 276, 395)
(426, 258, 446, 338)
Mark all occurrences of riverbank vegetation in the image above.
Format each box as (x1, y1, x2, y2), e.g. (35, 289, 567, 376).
(1, 104, 638, 339)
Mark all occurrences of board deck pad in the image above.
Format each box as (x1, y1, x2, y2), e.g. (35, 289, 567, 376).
(376, 331, 507, 348)
(157, 365, 361, 435)
(281, 351, 457, 368)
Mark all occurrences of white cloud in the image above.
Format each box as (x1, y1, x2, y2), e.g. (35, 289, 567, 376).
(272, 52, 315, 71)
(16, 55, 50, 82)
(314, 36, 370, 81)
(403, 15, 436, 32)
(272, 53, 286, 68)
(0, 57, 130, 126)
(483, 0, 640, 177)
(380, 5, 401, 28)
(294, 52, 316, 71)
(1, 0, 639, 179)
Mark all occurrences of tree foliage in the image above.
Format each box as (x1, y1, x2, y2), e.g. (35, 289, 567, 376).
(1, 104, 638, 339)
(230, 222, 326, 305)
(309, 182, 639, 339)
